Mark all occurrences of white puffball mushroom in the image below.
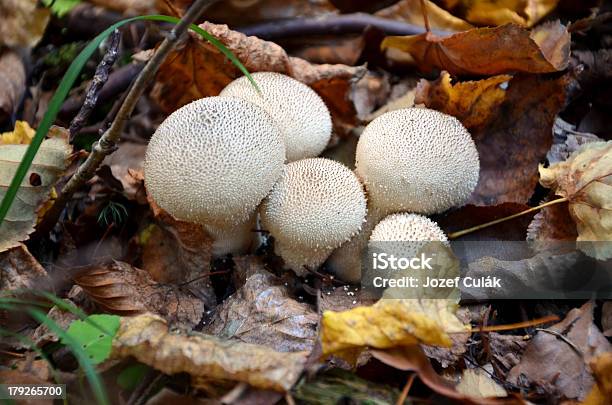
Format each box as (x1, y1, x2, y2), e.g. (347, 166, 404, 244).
(370, 213, 448, 244)
(220, 72, 332, 162)
(356, 108, 480, 215)
(144, 96, 285, 256)
(260, 158, 367, 275)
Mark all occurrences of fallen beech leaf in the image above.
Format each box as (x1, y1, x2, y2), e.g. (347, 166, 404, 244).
(581, 352, 612, 405)
(101, 143, 146, 203)
(415, 71, 512, 130)
(0, 0, 50, 48)
(539, 142, 612, 260)
(0, 244, 49, 291)
(204, 270, 318, 352)
(507, 302, 612, 401)
(461, 0, 559, 27)
(0, 129, 72, 252)
(142, 195, 216, 308)
(111, 313, 308, 392)
(372, 347, 517, 404)
(456, 369, 507, 398)
(381, 22, 570, 76)
(320, 299, 468, 359)
(375, 0, 472, 31)
(151, 22, 365, 136)
(74, 261, 206, 328)
(0, 52, 26, 124)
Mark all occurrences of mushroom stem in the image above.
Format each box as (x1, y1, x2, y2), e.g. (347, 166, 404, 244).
(204, 213, 258, 257)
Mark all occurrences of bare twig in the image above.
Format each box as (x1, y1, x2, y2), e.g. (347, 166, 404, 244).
(37, 0, 216, 234)
(69, 29, 121, 141)
(239, 12, 451, 40)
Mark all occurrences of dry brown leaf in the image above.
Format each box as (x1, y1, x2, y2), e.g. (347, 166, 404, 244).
(151, 22, 365, 136)
(73, 261, 206, 328)
(415, 71, 512, 130)
(469, 74, 567, 205)
(371, 347, 518, 404)
(0, 51, 26, 124)
(489, 333, 529, 378)
(507, 301, 612, 401)
(526, 199, 578, 243)
(0, 0, 50, 48)
(90, 0, 156, 14)
(319, 286, 377, 313)
(382, 22, 569, 76)
(0, 244, 49, 291)
(101, 142, 147, 203)
(456, 368, 507, 398)
(375, 0, 472, 31)
(422, 307, 471, 368)
(142, 195, 216, 307)
(31, 300, 79, 345)
(581, 352, 612, 405)
(111, 313, 308, 392)
(320, 298, 468, 360)
(204, 270, 318, 352)
(539, 141, 612, 260)
(459, 0, 559, 27)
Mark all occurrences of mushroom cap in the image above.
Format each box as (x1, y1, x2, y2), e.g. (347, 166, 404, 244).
(260, 158, 367, 272)
(220, 72, 332, 162)
(370, 213, 448, 243)
(144, 96, 285, 227)
(355, 108, 479, 215)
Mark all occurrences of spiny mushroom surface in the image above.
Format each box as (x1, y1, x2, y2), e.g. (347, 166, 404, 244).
(144, 96, 285, 255)
(356, 108, 479, 215)
(370, 213, 448, 243)
(260, 158, 367, 274)
(220, 72, 332, 162)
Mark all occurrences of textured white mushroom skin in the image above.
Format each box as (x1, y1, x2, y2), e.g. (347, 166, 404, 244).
(220, 72, 332, 162)
(144, 96, 285, 238)
(204, 213, 257, 257)
(355, 108, 480, 215)
(260, 158, 367, 275)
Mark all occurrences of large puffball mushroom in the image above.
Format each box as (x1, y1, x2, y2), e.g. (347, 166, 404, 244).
(260, 158, 367, 275)
(220, 72, 332, 162)
(356, 108, 480, 216)
(144, 96, 285, 256)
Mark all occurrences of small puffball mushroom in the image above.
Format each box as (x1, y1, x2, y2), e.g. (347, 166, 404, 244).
(260, 158, 367, 275)
(356, 108, 480, 215)
(370, 213, 448, 244)
(144, 96, 285, 256)
(220, 72, 332, 162)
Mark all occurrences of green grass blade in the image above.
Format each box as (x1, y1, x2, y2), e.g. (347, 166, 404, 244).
(0, 14, 257, 226)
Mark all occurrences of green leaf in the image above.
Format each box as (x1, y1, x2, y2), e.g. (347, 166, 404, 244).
(42, 0, 81, 17)
(0, 14, 256, 231)
(63, 314, 121, 364)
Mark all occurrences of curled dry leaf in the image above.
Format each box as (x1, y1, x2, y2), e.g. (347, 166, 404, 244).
(507, 301, 612, 401)
(74, 261, 205, 328)
(0, 0, 50, 48)
(0, 51, 26, 124)
(111, 313, 308, 392)
(539, 141, 612, 260)
(415, 71, 512, 130)
(320, 298, 468, 359)
(581, 352, 612, 405)
(204, 270, 318, 352)
(382, 21, 570, 76)
(151, 22, 365, 136)
(374, 0, 472, 31)
(0, 128, 72, 252)
(0, 244, 48, 291)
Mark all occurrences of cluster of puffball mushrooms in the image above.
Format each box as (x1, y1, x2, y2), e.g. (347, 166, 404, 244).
(144, 72, 480, 282)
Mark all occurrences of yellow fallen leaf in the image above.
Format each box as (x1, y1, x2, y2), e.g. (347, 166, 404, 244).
(320, 299, 469, 358)
(0, 127, 71, 253)
(111, 313, 307, 392)
(375, 0, 472, 32)
(456, 368, 507, 398)
(0, 121, 35, 145)
(461, 0, 559, 27)
(539, 141, 612, 260)
(581, 352, 612, 405)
